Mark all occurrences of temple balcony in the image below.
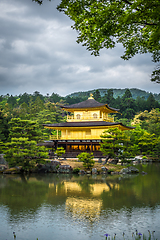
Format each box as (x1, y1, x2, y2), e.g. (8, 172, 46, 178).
(50, 135, 61, 140)
(67, 115, 114, 122)
(49, 135, 101, 141)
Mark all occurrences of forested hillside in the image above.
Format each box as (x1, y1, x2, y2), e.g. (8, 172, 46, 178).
(66, 88, 160, 120)
(0, 88, 160, 141)
(0, 89, 160, 124)
(68, 88, 160, 102)
(0, 88, 160, 168)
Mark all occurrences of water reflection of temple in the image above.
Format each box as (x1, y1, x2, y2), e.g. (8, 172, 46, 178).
(49, 181, 119, 196)
(66, 197, 102, 222)
(49, 180, 119, 223)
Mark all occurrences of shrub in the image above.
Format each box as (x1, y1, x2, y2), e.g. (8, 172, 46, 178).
(73, 168, 80, 174)
(77, 152, 94, 170)
(55, 147, 65, 159)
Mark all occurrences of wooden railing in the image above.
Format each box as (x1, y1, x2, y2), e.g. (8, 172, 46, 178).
(67, 116, 114, 122)
(50, 135, 61, 140)
(50, 135, 101, 140)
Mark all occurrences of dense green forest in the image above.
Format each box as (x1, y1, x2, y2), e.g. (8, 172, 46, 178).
(68, 88, 160, 102)
(0, 88, 160, 127)
(0, 88, 160, 170)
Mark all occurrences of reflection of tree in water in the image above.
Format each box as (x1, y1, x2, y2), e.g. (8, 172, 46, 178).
(1, 164, 160, 228)
(0, 174, 49, 223)
(77, 177, 94, 194)
(34, 173, 73, 185)
(101, 165, 160, 210)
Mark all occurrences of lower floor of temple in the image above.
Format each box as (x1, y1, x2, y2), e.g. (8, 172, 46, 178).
(54, 139, 104, 158)
(40, 139, 105, 158)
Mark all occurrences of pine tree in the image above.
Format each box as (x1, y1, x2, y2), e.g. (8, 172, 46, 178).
(93, 90, 101, 102)
(8, 118, 42, 142)
(100, 127, 131, 160)
(4, 137, 48, 171)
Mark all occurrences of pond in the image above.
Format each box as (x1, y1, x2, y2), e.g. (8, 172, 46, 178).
(0, 163, 160, 240)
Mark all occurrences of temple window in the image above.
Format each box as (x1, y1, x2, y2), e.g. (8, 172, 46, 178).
(86, 130, 91, 135)
(93, 113, 97, 119)
(76, 114, 81, 119)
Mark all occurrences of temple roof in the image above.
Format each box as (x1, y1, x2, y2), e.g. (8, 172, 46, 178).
(43, 121, 135, 129)
(61, 98, 119, 112)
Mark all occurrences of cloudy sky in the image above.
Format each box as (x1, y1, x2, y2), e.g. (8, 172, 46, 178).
(0, 0, 159, 97)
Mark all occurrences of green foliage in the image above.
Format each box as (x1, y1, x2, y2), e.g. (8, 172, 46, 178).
(93, 89, 101, 102)
(132, 109, 160, 137)
(77, 152, 94, 170)
(151, 65, 160, 83)
(153, 136, 160, 158)
(49, 92, 63, 103)
(100, 127, 131, 160)
(2, 103, 13, 119)
(7, 95, 17, 107)
(101, 89, 114, 106)
(67, 88, 160, 103)
(57, 0, 160, 80)
(4, 137, 48, 171)
(128, 124, 160, 158)
(56, 164, 60, 169)
(18, 92, 31, 105)
(73, 167, 80, 174)
(122, 89, 132, 99)
(8, 118, 42, 142)
(2, 117, 49, 171)
(55, 147, 65, 158)
(107, 168, 115, 174)
(146, 93, 159, 110)
(67, 88, 159, 120)
(0, 110, 9, 142)
(32, 103, 64, 140)
(0, 141, 5, 154)
(118, 89, 137, 119)
(136, 131, 156, 154)
(127, 143, 140, 157)
(0, 89, 159, 130)
(0, 89, 160, 159)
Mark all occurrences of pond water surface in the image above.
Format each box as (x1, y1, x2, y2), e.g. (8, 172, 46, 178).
(0, 163, 160, 240)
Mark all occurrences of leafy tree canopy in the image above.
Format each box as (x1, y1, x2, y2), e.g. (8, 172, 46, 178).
(132, 108, 160, 136)
(34, 0, 160, 82)
(57, 1, 160, 64)
(151, 65, 160, 83)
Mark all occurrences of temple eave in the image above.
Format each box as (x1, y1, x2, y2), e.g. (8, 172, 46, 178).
(43, 122, 135, 130)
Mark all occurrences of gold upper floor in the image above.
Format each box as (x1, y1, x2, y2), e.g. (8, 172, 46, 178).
(67, 110, 114, 122)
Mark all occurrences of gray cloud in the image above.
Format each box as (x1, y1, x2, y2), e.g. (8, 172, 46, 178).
(0, 0, 159, 97)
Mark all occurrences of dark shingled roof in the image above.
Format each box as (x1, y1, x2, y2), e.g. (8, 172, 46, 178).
(61, 98, 119, 112)
(43, 121, 135, 129)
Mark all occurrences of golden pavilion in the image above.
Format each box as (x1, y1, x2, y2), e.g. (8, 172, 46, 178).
(43, 94, 134, 157)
